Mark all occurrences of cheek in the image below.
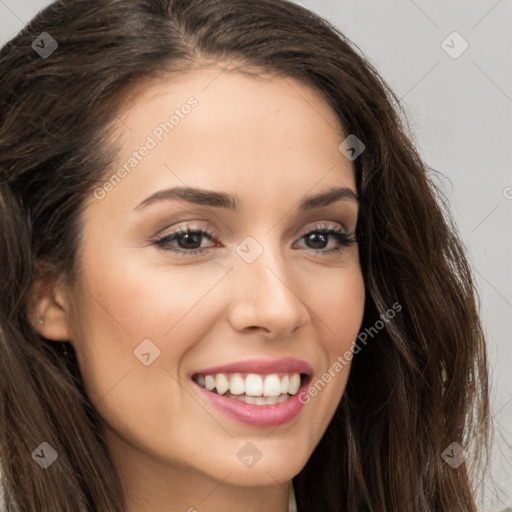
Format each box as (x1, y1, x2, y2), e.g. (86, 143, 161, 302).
(70, 254, 230, 401)
(75, 246, 225, 340)
(301, 265, 365, 414)
(311, 263, 365, 351)
(68, 262, 222, 456)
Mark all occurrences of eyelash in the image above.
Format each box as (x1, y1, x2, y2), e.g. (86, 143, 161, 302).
(153, 222, 357, 257)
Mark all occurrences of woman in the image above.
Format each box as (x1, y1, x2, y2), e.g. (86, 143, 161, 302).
(0, 0, 492, 510)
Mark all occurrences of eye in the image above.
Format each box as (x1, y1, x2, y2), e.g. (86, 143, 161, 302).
(294, 222, 357, 255)
(152, 222, 356, 256)
(153, 226, 218, 256)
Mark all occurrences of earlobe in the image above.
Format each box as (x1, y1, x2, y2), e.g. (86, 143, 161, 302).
(28, 267, 73, 341)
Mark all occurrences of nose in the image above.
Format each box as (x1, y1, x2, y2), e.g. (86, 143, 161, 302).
(226, 240, 311, 339)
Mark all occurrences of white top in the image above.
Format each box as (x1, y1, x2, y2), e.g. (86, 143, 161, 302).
(289, 481, 298, 512)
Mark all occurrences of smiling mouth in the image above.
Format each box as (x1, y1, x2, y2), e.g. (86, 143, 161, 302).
(192, 372, 308, 405)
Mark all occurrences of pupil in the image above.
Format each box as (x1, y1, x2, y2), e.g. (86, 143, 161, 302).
(307, 232, 327, 249)
(180, 232, 201, 249)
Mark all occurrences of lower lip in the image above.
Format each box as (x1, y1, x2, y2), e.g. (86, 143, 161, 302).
(193, 377, 310, 427)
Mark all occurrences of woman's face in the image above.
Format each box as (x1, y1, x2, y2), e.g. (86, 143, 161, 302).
(57, 66, 365, 502)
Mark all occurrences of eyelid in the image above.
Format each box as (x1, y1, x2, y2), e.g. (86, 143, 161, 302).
(156, 221, 217, 240)
(296, 220, 350, 238)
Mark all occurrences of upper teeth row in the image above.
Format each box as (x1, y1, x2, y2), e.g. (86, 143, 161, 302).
(196, 372, 302, 397)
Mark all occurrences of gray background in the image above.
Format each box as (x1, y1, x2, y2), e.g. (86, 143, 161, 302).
(1, 0, 510, 510)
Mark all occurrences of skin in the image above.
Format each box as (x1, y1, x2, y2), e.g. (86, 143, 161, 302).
(31, 64, 365, 512)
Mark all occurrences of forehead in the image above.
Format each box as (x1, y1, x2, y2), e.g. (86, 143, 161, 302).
(117, 64, 345, 148)
(86, 65, 355, 216)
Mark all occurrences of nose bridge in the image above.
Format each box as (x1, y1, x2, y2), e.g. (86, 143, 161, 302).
(235, 233, 292, 293)
(227, 233, 310, 334)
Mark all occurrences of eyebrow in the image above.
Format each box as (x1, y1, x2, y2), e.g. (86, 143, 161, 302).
(134, 185, 358, 211)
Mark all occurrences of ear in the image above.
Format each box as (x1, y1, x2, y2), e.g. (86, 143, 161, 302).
(28, 265, 73, 341)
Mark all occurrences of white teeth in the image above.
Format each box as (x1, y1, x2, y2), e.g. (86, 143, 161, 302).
(229, 373, 245, 395)
(288, 373, 301, 395)
(263, 374, 282, 397)
(225, 393, 290, 405)
(245, 374, 263, 396)
(215, 373, 230, 395)
(205, 375, 215, 391)
(280, 375, 289, 394)
(195, 371, 304, 398)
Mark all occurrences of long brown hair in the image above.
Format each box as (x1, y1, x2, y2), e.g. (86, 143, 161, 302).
(0, 0, 492, 510)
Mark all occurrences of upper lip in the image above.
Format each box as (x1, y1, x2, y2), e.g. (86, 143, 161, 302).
(193, 357, 313, 376)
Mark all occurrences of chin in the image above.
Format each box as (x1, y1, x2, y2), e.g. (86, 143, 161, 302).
(201, 438, 312, 487)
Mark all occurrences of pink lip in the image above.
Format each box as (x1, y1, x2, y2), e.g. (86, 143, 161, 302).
(193, 375, 311, 428)
(193, 357, 313, 377)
